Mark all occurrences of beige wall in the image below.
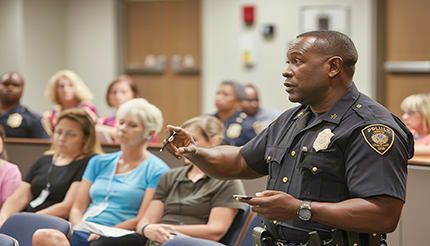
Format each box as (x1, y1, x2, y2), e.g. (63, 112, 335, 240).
(201, 0, 375, 114)
(0, 0, 375, 118)
(0, 0, 117, 118)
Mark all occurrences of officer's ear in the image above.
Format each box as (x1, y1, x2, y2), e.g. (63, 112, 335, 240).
(327, 56, 343, 78)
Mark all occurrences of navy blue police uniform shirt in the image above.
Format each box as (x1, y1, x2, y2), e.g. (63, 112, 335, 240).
(214, 110, 262, 146)
(241, 83, 414, 243)
(0, 104, 50, 139)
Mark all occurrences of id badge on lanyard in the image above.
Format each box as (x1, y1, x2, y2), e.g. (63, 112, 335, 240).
(29, 185, 51, 208)
(82, 159, 118, 221)
(29, 154, 80, 209)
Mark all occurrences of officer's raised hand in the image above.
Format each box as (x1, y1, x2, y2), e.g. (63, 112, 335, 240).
(162, 124, 198, 159)
(237, 190, 302, 221)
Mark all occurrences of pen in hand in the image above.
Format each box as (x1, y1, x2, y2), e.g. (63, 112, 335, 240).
(160, 127, 182, 152)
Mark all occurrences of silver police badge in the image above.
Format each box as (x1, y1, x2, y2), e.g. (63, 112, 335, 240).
(313, 128, 334, 152)
(361, 124, 394, 155)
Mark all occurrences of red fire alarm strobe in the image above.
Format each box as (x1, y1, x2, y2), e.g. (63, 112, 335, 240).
(243, 6, 254, 24)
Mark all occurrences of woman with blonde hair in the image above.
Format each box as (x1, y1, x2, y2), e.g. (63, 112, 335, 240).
(43, 70, 98, 135)
(0, 108, 103, 227)
(32, 98, 170, 246)
(401, 93, 430, 155)
(77, 115, 245, 246)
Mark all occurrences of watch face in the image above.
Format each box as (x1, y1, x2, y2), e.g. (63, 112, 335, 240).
(298, 208, 312, 221)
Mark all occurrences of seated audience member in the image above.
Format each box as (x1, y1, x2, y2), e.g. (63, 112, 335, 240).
(241, 84, 281, 127)
(32, 98, 170, 246)
(0, 72, 50, 138)
(0, 108, 102, 226)
(401, 93, 430, 155)
(0, 125, 21, 209)
(34, 115, 245, 246)
(96, 75, 157, 143)
(213, 80, 261, 146)
(43, 70, 98, 135)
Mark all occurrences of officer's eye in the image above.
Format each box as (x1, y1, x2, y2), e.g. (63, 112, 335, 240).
(294, 58, 301, 64)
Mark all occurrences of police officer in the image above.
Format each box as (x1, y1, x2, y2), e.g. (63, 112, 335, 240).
(213, 80, 261, 146)
(163, 31, 414, 246)
(0, 72, 49, 139)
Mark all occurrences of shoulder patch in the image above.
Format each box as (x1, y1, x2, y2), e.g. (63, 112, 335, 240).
(361, 124, 394, 155)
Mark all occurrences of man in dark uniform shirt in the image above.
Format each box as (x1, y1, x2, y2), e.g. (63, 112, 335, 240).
(162, 30, 414, 246)
(0, 72, 49, 139)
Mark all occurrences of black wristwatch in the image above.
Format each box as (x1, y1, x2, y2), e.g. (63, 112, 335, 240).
(297, 200, 312, 221)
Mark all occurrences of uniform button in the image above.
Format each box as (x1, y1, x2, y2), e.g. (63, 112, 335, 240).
(264, 225, 267, 229)
(273, 220, 277, 224)
(312, 167, 317, 172)
(356, 104, 362, 108)
(372, 233, 377, 236)
(283, 177, 288, 183)
(353, 244, 358, 246)
(291, 151, 296, 157)
(267, 156, 272, 161)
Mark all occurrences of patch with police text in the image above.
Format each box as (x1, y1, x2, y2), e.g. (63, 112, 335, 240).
(361, 124, 394, 155)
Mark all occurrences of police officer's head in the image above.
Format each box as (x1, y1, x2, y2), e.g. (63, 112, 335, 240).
(282, 30, 358, 109)
(296, 30, 358, 78)
(0, 72, 24, 106)
(241, 84, 260, 117)
(215, 80, 246, 112)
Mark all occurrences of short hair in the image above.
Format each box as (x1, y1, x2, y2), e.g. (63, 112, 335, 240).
(45, 108, 104, 156)
(182, 115, 224, 145)
(0, 71, 24, 84)
(105, 75, 139, 107)
(297, 30, 359, 75)
(220, 80, 246, 101)
(45, 70, 94, 105)
(116, 98, 163, 140)
(0, 125, 8, 160)
(401, 93, 430, 134)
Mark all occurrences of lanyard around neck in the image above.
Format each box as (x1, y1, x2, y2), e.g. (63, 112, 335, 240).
(46, 153, 81, 190)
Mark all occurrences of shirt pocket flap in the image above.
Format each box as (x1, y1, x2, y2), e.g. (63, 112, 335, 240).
(265, 146, 288, 165)
(299, 149, 343, 178)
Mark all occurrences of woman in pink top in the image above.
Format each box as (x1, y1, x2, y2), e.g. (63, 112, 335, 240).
(43, 70, 98, 136)
(401, 93, 430, 155)
(0, 125, 21, 208)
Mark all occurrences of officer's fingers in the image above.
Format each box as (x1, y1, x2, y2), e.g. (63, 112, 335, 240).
(256, 190, 285, 197)
(164, 143, 183, 160)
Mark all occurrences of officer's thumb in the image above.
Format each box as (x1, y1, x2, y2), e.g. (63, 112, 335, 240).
(255, 190, 281, 197)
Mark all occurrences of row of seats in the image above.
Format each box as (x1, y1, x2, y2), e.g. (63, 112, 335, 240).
(0, 205, 264, 246)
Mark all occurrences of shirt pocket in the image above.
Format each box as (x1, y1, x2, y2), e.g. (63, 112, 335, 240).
(297, 148, 346, 201)
(265, 146, 288, 189)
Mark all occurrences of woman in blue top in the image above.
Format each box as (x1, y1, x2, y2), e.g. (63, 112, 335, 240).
(33, 98, 170, 246)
